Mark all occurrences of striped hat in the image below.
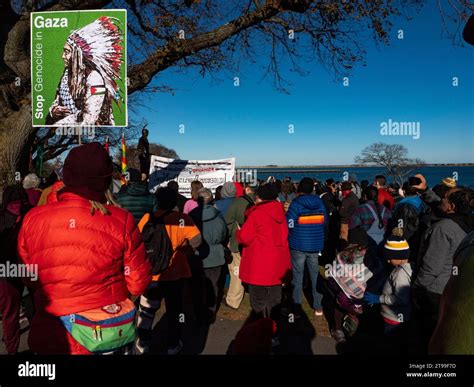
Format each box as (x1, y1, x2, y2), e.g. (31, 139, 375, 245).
(383, 228, 410, 260)
(441, 177, 457, 188)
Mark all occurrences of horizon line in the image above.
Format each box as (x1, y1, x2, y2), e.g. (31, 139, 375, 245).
(236, 163, 474, 168)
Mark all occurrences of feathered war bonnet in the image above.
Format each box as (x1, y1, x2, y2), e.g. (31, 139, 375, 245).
(66, 16, 124, 103)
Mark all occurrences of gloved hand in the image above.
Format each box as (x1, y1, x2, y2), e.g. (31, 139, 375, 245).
(364, 292, 381, 305)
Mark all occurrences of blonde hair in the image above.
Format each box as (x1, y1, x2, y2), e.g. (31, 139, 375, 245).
(89, 189, 121, 215)
(197, 188, 213, 204)
(191, 180, 203, 200)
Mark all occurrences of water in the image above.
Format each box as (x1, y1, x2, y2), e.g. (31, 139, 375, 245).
(252, 166, 474, 188)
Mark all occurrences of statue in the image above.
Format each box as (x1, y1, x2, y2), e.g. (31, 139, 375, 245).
(137, 126, 150, 177)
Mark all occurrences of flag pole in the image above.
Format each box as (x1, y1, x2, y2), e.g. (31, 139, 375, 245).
(121, 131, 127, 185)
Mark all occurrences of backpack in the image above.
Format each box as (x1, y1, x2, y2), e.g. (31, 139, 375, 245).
(0, 211, 22, 265)
(141, 211, 173, 275)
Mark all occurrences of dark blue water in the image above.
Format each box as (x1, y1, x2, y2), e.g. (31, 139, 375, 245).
(254, 166, 474, 188)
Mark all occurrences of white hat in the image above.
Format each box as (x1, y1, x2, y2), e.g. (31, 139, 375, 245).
(23, 173, 41, 189)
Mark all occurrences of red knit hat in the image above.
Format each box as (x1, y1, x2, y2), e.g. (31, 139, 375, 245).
(62, 142, 113, 203)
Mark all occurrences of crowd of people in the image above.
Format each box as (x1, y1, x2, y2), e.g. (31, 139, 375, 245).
(0, 141, 473, 355)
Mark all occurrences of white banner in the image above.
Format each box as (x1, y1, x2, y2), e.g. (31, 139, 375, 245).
(148, 156, 236, 197)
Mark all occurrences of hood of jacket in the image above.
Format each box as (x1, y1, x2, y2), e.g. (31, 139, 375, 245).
(200, 204, 221, 222)
(398, 195, 424, 214)
(294, 194, 323, 211)
(249, 200, 285, 224)
(190, 204, 221, 224)
(126, 182, 149, 196)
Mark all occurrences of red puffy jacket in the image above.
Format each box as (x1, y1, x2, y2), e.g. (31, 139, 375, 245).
(18, 192, 151, 354)
(46, 181, 65, 204)
(378, 188, 395, 210)
(236, 200, 291, 286)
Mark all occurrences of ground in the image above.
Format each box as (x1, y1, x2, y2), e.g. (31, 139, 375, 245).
(0, 290, 337, 355)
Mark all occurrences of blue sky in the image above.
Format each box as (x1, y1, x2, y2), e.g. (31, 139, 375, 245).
(132, 2, 474, 166)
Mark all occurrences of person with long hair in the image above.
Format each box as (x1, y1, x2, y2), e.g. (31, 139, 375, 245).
(183, 180, 204, 214)
(46, 17, 124, 126)
(17, 142, 151, 354)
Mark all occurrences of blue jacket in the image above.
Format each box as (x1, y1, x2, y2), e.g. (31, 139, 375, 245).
(395, 195, 424, 215)
(215, 197, 235, 218)
(286, 194, 327, 252)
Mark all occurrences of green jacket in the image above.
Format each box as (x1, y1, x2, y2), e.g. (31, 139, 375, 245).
(116, 182, 157, 223)
(225, 194, 255, 253)
(189, 204, 228, 268)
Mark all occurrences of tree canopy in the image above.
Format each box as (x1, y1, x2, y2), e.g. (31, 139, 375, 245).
(0, 0, 471, 185)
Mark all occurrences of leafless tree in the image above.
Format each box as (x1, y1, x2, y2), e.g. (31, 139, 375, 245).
(354, 142, 425, 185)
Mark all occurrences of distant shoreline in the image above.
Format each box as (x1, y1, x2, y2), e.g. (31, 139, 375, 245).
(237, 164, 474, 169)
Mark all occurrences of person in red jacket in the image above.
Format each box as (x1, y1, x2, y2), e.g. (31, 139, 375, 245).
(236, 183, 291, 325)
(374, 175, 395, 210)
(17, 142, 151, 354)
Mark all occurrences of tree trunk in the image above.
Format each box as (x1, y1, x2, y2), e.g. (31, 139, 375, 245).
(0, 103, 35, 186)
(0, 0, 113, 197)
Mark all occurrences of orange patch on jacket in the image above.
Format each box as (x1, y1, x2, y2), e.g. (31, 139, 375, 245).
(297, 214, 324, 225)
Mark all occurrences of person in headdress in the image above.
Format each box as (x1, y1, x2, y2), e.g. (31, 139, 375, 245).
(46, 16, 124, 126)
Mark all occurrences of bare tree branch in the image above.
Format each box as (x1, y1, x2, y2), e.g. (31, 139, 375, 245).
(355, 142, 425, 185)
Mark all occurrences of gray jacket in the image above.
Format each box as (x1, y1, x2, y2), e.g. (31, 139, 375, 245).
(380, 263, 414, 323)
(189, 204, 228, 268)
(414, 218, 467, 295)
